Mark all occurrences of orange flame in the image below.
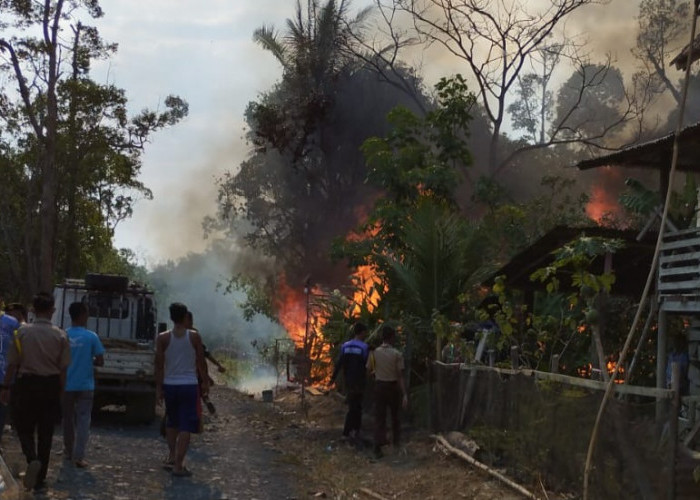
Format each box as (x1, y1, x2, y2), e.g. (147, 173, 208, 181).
(347, 223, 388, 317)
(606, 358, 625, 384)
(274, 274, 331, 384)
(585, 168, 623, 225)
(350, 264, 386, 317)
(586, 185, 619, 224)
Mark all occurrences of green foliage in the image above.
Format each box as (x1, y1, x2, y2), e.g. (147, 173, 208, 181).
(0, 2, 187, 297)
(476, 175, 590, 266)
(619, 174, 698, 228)
(333, 76, 481, 364)
(482, 235, 624, 371)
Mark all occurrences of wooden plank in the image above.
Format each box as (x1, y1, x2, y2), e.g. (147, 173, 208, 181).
(660, 301, 700, 313)
(663, 227, 700, 239)
(658, 279, 700, 291)
(456, 364, 674, 399)
(660, 252, 700, 265)
(661, 237, 700, 250)
(659, 266, 700, 278)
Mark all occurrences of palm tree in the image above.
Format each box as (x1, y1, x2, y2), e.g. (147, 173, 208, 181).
(381, 200, 488, 359)
(253, 0, 370, 93)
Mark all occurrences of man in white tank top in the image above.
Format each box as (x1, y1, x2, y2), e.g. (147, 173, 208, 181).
(155, 302, 208, 477)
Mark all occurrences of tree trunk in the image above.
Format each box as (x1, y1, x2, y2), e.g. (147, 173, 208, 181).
(37, 1, 64, 292)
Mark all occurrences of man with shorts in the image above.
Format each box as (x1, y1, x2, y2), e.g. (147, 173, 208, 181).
(155, 303, 208, 477)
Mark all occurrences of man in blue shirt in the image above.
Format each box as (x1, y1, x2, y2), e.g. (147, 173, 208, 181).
(62, 302, 105, 468)
(330, 322, 369, 444)
(0, 303, 20, 444)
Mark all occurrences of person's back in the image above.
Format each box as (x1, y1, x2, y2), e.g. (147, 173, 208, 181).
(163, 329, 198, 385)
(367, 325, 407, 458)
(65, 326, 104, 392)
(1, 292, 70, 492)
(330, 323, 369, 442)
(62, 302, 104, 468)
(156, 302, 208, 477)
(0, 309, 19, 443)
(372, 343, 403, 382)
(338, 338, 369, 391)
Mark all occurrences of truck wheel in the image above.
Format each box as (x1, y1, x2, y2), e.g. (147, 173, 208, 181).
(125, 393, 156, 424)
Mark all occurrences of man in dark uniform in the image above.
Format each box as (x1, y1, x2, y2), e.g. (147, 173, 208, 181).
(330, 322, 369, 444)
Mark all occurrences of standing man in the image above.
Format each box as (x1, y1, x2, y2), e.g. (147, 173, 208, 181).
(329, 322, 369, 444)
(0, 302, 20, 445)
(367, 325, 407, 459)
(0, 292, 71, 492)
(62, 302, 105, 468)
(155, 303, 208, 477)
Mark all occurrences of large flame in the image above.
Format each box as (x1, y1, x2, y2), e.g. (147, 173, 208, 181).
(274, 274, 331, 384)
(347, 223, 388, 317)
(585, 168, 623, 225)
(350, 264, 385, 316)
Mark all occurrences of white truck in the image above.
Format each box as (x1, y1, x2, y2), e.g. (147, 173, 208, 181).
(52, 273, 162, 423)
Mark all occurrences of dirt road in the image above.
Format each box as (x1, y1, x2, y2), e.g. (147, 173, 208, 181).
(1, 384, 523, 500)
(2, 386, 297, 499)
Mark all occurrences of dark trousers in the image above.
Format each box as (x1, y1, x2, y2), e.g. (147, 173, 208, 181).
(374, 380, 400, 448)
(12, 374, 61, 483)
(343, 390, 364, 436)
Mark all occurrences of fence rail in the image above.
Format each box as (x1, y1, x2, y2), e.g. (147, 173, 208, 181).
(436, 362, 675, 399)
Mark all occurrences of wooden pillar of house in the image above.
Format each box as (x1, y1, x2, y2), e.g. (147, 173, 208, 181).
(657, 309, 668, 420)
(660, 166, 670, 205)
(689, 318, 700, 396)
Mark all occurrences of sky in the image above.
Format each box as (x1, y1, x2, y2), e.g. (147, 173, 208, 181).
(99, 0, 643, 265)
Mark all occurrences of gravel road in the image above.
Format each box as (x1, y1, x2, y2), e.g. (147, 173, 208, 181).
(1, 386, 298, 500)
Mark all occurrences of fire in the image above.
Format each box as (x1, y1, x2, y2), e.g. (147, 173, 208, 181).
(350, 264, 386, 316)
(347, 223, 388, 317)
(274, 274, 310, 346)
(586, 185, 619, 224)
(585, 167, 623, 225)
(274, 274, 331, 384)
(606, 357, 625, 384)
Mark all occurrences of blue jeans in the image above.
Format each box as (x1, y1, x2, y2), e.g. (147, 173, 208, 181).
(62, 391, 94, 461)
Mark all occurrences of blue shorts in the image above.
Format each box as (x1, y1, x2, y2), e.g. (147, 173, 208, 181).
(163, 384, 201, 433)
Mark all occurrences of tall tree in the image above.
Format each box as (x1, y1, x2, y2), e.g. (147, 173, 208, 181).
(633, 0, 691, 105)
(508, 43, 562, 145)
(0, 1, 187, 294)
(215, 0, 429, 287)
(373, 0, 641, 174)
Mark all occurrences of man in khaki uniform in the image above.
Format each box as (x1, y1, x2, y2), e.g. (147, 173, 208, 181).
(0, 292, 71, 492)
(367, 325, 407, 458)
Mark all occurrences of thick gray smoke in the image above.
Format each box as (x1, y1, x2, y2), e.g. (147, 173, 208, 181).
(147, 242, 284, 353)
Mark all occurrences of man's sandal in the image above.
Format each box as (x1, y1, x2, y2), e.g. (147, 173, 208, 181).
(171, 467, 192, 477)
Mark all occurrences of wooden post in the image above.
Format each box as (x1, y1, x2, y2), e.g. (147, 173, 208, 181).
(551, 354, 560, 374)
(511, 346, 519, 370)
(669, 362, 680, 500)
(657, 310, 668, 421)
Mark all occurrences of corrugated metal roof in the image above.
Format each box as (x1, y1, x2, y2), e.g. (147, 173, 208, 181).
(575, 122, 700, 172)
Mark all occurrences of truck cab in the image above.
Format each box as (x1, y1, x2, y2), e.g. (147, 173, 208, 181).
(52, 273, 159, 423)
